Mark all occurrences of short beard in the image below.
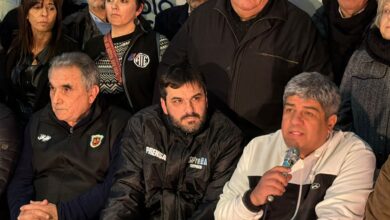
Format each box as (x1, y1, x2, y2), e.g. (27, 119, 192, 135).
(170, 113, 206, 134)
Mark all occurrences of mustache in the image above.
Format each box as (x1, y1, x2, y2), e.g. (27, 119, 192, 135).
(180, 113, 201, 120)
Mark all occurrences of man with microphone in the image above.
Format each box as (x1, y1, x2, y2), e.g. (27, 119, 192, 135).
(215, 72, 376, 219)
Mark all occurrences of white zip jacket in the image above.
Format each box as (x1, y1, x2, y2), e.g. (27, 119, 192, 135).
(215, 130, 375, 220)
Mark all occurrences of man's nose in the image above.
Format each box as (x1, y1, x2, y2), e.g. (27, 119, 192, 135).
(184, 100, 195, 114)
(51, 91, 62, 104)
(290, 111, 303, 125)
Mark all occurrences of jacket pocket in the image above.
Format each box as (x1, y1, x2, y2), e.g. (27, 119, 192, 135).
(351, 63, 388, 80)
(256, 52, 299, 65)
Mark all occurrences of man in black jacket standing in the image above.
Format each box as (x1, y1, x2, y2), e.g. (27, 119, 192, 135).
(159, 0, 331, 139)
(312, 0, 377, 85)
(63, 0, 110, 49)
(101, 63, 244, 219)
(7, 52, 130, 220)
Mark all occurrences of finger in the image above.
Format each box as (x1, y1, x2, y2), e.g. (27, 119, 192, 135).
(30, 199, 49, 205)
(20, 204, 52, 215)
(263, 171, 290, 186)
(269, 166, 291, 174)
(264, 179, 288, 194)
(18, 209, 50, 220)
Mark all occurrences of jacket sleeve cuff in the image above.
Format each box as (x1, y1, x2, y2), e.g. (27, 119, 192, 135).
(242, 189, 264, 212)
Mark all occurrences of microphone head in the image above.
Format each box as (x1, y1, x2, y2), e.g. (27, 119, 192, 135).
(282, 147, 300, 168)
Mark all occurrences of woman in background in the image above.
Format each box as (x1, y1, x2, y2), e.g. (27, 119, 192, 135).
(3, 0, 78, 123)
(338, 0, 390, 168)
(85, 0, 168, 113)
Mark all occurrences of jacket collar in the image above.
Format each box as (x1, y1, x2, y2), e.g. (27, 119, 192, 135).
(48, 98, 103, 131)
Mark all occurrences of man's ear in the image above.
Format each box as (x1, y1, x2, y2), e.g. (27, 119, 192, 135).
(89, 85, 100, 104)
(327, 114, 338, 131)
(160, 98, 168, 115)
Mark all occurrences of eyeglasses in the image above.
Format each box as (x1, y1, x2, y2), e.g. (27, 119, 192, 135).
(382, 9, 390, 17)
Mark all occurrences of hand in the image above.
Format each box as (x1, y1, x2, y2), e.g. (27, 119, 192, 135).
(18, 199, 58, 220)
(249, 166, 292, 206)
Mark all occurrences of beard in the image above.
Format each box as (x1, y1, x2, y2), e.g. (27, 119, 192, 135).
(169, 112, 206, 134)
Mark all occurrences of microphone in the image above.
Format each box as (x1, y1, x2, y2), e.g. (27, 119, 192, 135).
(267, 147, 300, 202)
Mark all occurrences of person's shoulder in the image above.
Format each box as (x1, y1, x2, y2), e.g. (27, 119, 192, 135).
(29, 105, 52, 127)
(209, 109, 241, 132)
(63, 7, 89, 25)
(125, 105, 164, 131)
(284, 0, 313, 22)
(332, 130, 374, 154)
(188, 0, 218, 18)
(248, 130, 283, 148)
(347, 47, 374, 67)
(58, 34, 80, 51)
(132, 105, 161, 121)
(157, 4, 188, 18)
(84, 35, 104, 58)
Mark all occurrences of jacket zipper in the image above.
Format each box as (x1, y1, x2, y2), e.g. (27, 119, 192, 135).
(121, 31, 143, 111)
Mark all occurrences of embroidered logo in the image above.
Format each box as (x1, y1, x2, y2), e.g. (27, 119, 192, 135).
(133, 53, 150, 68)
(188, 156, 208, 170)
(311, 182, 321, 190)
(90, 134, 104, 148)
(37, 134, 51, 142)
(145, 146, 166, 161)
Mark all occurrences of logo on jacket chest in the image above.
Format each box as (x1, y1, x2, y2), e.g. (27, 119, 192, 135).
(188, 156, 208, 170)
(37, 134, 52, 142)
(90, 134, 104, 148)
(128, 53, 150, 68)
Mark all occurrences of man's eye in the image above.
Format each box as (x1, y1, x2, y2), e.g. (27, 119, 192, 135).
(63, 87, 71, 93)
(193, 96, 201, 101)
(303, 111, 314, 117)
(172, 99, 182, 104)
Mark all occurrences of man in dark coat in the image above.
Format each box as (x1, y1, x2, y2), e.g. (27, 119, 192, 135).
(101, 63, 244, 219)
(312, 0, 377, 85)
(159, 0, 331, 139)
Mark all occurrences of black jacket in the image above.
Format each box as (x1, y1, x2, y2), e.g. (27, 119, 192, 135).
(84, 26, 168, 113)
(100, 105, 244, 220)
(312, 0, 377, 85)
(7, 100, 131, 220)
(63, 7, 104, 49)
(3, 35, 79, 123)
(0, 103, 20, 220)
(160, 0, 331, 137)
(154, 4, 189, 40)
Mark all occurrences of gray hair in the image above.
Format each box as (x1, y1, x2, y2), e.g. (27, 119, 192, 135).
(48, 52, 99, 90)
(374, 0, 390, 28)
(283, 72, 340, 117)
